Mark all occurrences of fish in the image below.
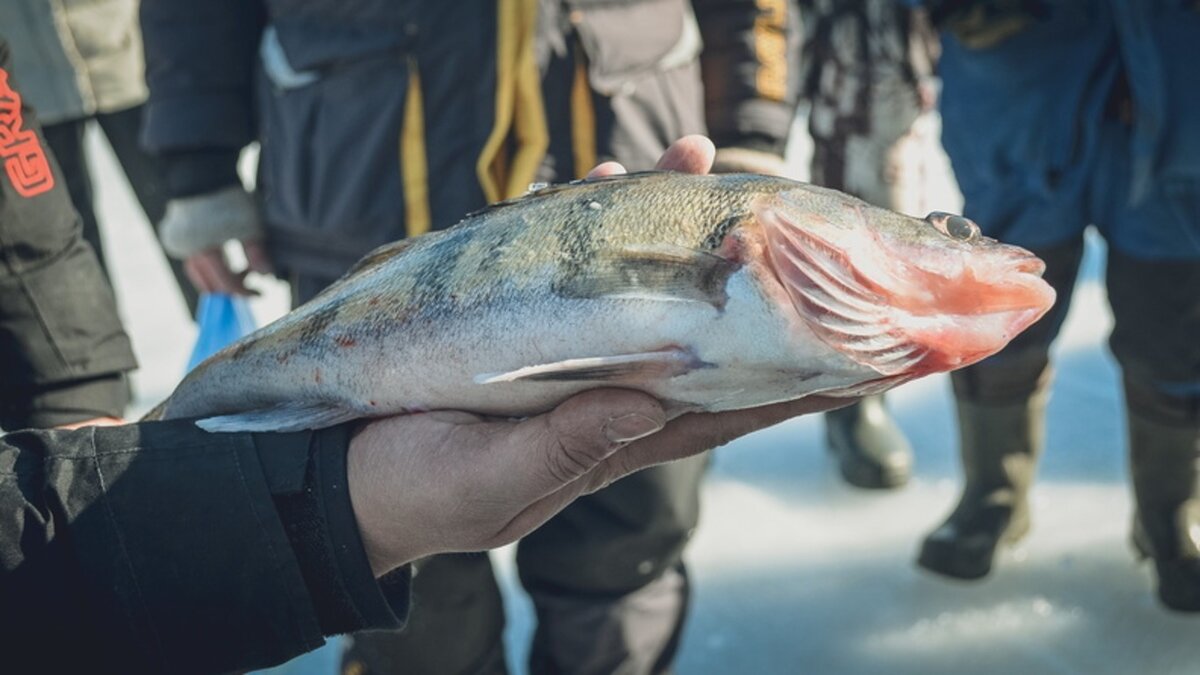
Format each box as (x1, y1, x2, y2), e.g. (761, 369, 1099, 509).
(145, 171, 1055, 433)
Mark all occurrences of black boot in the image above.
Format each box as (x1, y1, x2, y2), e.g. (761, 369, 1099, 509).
(917, 387, 1047, 579)
(1126, 387, 1200, 612)
(825, 394, 913, 489)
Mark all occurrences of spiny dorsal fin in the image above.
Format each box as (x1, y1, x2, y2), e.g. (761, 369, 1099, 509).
(462, 170, 683, 220)
(341, 238, 420, 278)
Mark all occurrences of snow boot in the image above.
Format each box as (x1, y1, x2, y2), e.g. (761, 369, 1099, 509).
(1126, 384, 1200, 612)
(825, 394, 913, 489)
(917, 385, 1048, 579)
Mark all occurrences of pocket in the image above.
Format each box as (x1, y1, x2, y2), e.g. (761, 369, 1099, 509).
(2, 240, 136, 384)
(256, 60, 408, 248)
(1160, 178, 1200, 257)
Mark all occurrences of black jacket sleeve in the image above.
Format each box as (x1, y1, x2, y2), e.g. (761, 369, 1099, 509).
(0, 420, 410, 675)
(0, 39, 137, 428)
(695, 0, 803, 156)
(140, 0, 266, 197)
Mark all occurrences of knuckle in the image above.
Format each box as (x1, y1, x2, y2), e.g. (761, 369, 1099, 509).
(542, 434, 601, 484)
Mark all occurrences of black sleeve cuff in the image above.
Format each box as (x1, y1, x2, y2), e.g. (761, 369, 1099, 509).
(163, 148, 243, 199)
(0, 372, 129, 429)
(256, 425, 411, 636)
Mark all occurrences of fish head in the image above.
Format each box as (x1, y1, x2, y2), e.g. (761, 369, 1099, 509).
(752, 186, 1056, 378)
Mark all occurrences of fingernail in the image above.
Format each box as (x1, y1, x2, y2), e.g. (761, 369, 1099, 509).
(604, 413, 663, 444)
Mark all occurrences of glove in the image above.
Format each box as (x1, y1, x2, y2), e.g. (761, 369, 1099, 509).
(711, 146, 797, 178)
(159, 186, 273, 296)
(159, 185, 263, 259)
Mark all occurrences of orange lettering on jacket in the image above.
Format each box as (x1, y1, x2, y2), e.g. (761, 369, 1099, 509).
(0, 68, 55, 198)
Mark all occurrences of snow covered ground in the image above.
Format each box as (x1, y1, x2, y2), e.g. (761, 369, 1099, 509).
(87, 114, 1199, 675)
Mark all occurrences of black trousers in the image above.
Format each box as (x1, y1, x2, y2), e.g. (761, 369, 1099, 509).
(41, 106, 199, 317)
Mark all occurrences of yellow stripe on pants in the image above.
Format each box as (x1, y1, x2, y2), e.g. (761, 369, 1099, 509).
(477, 0, 549, 202)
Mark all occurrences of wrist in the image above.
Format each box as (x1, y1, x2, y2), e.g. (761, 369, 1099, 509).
(164, 148, 243, 199)
(346, 424, 424, 576)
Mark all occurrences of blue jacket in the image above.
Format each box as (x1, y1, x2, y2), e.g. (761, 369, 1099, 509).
(933, 1, 1200, 206)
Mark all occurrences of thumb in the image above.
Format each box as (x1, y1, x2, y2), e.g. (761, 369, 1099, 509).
(508, 389, 666, 498)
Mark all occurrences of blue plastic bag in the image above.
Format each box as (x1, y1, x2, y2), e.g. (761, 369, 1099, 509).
(186, 293, 257, 372)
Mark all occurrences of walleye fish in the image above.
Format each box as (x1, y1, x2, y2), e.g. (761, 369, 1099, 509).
(148, 172, 1055, 432)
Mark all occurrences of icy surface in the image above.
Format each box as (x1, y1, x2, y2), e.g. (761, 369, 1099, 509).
(86, 112, 1199, 675)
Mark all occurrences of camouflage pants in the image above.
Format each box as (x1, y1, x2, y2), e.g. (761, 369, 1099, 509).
(804, 0, 938, 214)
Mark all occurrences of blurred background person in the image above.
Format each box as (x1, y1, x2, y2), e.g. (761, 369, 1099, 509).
(0, 36, 136, 432)
(915, 0, 1200, 612)
(0, 0, 198, 317)
(798, 0, 940, 490)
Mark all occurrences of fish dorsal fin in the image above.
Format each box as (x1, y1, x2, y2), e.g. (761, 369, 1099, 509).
(476, 347, 708, 385)
(341, 238, 420, 278)
(196, 401, 363, 433)
(462, 171, 677, 219)
(761, 207, 928, 376)
(554, 243, 740, 309)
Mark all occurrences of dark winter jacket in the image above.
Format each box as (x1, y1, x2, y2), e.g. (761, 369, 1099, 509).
(141, 0, 803, 280)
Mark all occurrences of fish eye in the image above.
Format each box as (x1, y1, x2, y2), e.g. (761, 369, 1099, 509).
(925, 212, 980, 242)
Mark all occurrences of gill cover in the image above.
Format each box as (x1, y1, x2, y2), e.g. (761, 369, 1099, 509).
(758, 203, 928, 376)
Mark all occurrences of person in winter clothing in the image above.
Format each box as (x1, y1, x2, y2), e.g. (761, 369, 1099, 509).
(0, 37, 136, 431)
(140, 1, 806, 672)
(914, 0, 1200, 613)
(0, 0, 198, 317)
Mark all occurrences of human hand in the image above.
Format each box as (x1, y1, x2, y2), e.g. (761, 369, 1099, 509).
(348, 388, 849, 576)
(184, 242, 272, 297)
(159, 186, 273, 296)
(348, 135, 852, 577)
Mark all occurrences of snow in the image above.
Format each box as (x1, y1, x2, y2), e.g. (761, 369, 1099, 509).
(84, 110, 1199, 675)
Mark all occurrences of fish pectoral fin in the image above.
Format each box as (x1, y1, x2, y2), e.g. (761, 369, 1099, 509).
(196, 401, 363, 433)
(554, 244, 739, 309)
(476, 348, 708, 385)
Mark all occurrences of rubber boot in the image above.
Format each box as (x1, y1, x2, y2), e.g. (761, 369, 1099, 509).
(825, 394, 913, 489)
(917, 386, 1048, 579)
(1126, 402, 1200, 612)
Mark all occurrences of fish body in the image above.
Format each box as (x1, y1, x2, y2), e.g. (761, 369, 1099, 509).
(151, 172, 1055, 432)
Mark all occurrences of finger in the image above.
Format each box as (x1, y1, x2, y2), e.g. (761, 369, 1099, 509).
(500, 388, 666, 500)
(242, 240, 275, 275)
(183, 256, 216, 294)
(586, 161, 627, 179)
(655, 135, 716, 175)
(188, 251, 239, 294)
(199, 250, 259, 297)
(580, 395, 855, 493)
